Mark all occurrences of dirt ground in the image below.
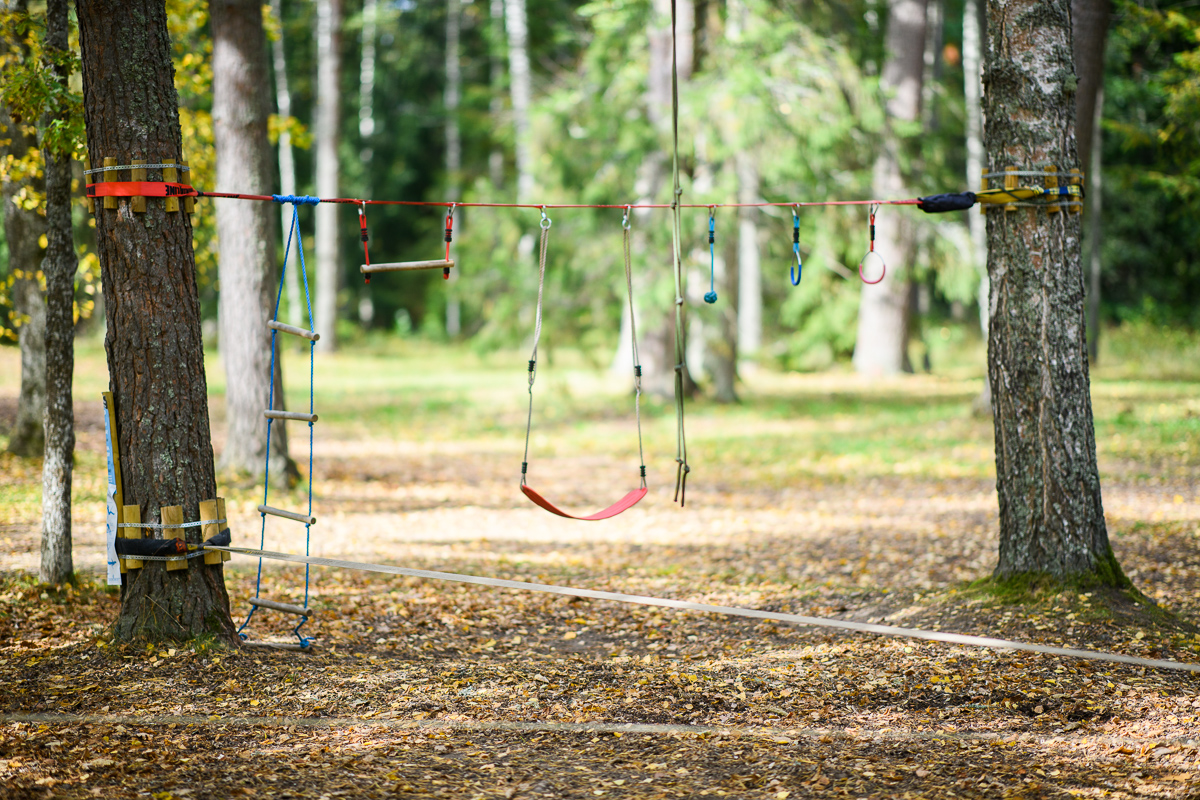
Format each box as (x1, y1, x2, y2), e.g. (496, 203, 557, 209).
(1, 386, 1200, 799)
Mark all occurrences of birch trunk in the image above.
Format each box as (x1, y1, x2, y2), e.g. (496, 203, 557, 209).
(504, 0, 532, 202)
(79, 0, 236, 640)
(983, 0, 1123, 584)
(488, 0, 505, 188)
(268, 0, 301, 330)
(1, 0, 47, 458)
(39, 0, 75, 585)
(314, 0, 342, 352)
(853, 0, 928, 376)
(445, 0, 462, 337)
(212, 0, 295, 481)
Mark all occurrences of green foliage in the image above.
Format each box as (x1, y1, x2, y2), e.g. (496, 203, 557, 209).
(0, 9, 85, 161)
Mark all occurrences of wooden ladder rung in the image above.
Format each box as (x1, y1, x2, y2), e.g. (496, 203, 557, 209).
(267, 320, 320, 341)
(258, 504, 316, 525)
(250, 597, 313, 617)
(264, 410, 318, 423)
(360, 258, 454, 274)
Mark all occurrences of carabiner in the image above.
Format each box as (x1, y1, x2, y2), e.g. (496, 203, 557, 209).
(622, 205, 632, 231)
(790, 205, 803, 286)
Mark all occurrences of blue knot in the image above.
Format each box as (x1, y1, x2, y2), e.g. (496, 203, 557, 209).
(272, 194, 320, 205)
(704, 291, 718, 304)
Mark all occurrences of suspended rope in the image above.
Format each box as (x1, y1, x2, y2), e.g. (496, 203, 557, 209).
(519, 208, 648, 520)
(704, 208, 717, 304)
(669, 0, 690, 507)
(236, 197, 319, 649)
(790, 206, 803, 286)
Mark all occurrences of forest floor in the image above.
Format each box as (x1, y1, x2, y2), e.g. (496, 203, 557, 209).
(0, 335, 1199, 799)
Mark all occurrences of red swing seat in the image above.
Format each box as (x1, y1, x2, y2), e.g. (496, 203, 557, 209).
(520, 484, 647, 521)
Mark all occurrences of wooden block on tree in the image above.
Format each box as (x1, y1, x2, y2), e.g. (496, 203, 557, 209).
(131, 159, 147, 213)
(979, 168, 986, 216)
(182, 159, 194, 214)
(102, 157, 118, 210)
(84, 158, 95, 213)
(123, 504, 143, 570)
(1045, 166, 1059, 214)
(1004, 166, 1018, 213)
(163, 159, 179, 213)
(161, 505, 188, 571)
(217, 497, 231, 562)
(200, 498, 223, 566)
(1069, 168, 1083, 214)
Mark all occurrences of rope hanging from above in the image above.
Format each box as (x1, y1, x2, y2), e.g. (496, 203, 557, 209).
(669, 0, 690, 507)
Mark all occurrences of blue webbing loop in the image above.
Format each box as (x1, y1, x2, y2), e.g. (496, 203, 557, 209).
(790, 207, 803, 286)
(271, 194, 320, 205)
(704, 208, 717, 304)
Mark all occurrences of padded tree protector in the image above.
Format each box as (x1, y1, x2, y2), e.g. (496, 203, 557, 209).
(115, 537, 186, 557)
(917, 192, 977, 213)
(521, 485, 648, 521)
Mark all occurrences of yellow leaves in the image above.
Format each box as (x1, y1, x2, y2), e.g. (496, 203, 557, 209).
(563, 631, 578, 640)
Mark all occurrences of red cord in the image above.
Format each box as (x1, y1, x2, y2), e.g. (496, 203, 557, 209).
(359, 204, 371, 284)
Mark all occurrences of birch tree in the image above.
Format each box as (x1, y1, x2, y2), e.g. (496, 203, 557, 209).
(314, 0, 341, 352)
(268, 0, 301, 330)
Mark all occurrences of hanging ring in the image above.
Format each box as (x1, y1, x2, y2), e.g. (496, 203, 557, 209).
(859, 203, 886, 285)
(790, 205, 803, 287)
(540, 207, 552, 230)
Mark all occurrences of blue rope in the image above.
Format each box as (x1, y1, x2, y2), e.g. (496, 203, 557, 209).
(704, 210, 717, 304)
(790, 211, 803, 286)
(237, 198, 317, 649)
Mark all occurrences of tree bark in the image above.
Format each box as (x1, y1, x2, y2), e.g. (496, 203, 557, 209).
(964, 0, 993, 415)
(1072, 0, 1109, 362)
(445, 0, 462, 337)
(504, 0, 532, 203)
(268, 0, 302, 331)
(314, 0, 341, 352)
(211, 0, 295, 481)
(983, 0, 1123, 584)
(38, 0, 74, 585)
(1, 0, 47, 458)
(853, 0, 928, 376)
(78, 0, 236, 640)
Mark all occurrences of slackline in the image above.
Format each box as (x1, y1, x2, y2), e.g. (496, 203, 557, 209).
(204, 546, 1200, 674)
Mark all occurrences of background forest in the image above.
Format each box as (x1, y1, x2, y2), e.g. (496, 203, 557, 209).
(2, 0, 1200, 379)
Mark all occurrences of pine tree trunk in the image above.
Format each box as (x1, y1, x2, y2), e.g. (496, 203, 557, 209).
(314, 0, 341, 352)
(268, 0, 302, 331)
(38, 0, 75, 585)
(78, 0, 236, 641)
(853, 0, 928, 376)
(1, 0, 47, 458)
(212, 0, 294, 482)
(983, 0, 1123, 584)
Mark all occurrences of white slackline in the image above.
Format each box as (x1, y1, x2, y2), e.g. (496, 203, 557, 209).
(205, 546, 1200, 674)
(4, 712, 1198, 750)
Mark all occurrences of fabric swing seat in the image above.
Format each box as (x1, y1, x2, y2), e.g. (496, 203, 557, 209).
(520, 484, 648, 521)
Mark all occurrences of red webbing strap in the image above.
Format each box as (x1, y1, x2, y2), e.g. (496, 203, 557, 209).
(86, 182, 199, 198)
(520, 485, 647, 521)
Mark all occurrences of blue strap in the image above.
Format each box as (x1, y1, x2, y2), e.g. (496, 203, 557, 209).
(790, 212, 803, 286)
(704, 211, 717, 304)
(272, 194, 321, 205)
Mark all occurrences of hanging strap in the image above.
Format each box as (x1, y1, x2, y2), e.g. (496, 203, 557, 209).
(520, 208, 648, 521)
(669, 0, 690, 506)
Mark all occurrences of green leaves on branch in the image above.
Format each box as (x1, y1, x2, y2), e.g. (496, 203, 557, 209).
(0, 10, 83, 160)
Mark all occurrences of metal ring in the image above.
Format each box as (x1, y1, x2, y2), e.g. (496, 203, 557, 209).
(540, 207, 552, 230)
(859, 250, 886, 285)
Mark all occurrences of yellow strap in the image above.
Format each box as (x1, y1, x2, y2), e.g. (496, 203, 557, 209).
(975, 184, 1082, 204)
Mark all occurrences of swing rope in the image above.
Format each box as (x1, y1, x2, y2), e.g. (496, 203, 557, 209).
(236, 197, 318, 648)
(669, 0, 690, 506)
(520, 209, 648, 520)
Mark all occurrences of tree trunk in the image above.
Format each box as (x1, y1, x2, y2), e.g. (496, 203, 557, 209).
(314, 0, 341, 352)
(1072, 0, 1110, 362)
(853, 0, 928, 376)
(983, 0, 1123, 584)
(504, 0, 532, 202)
(706, 206, 738, 403)
(268, 0, 302, 331)
(734, 151, 760, 367)
(78, 0, 236, 641)
(1, 0, 47, 458)
(212, 0, 295, 482)
(358, 0, 378, 149)
(963, 0, 992, 415)
(445, 0, 462, 337)
(488, 0, 505, 188)
(38, 0, 74, 585)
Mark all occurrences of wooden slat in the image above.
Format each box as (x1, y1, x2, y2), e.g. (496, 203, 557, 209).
(979, 168, 986, 216)
(162, 505, 188, 571)
(201, 498, 223, 566)
(131, 159, 147, 213)
(102, 157, 118, 210)
(122, 504, 143, 570)
(1004, 166, 1018, 213)
(163, 159, 179, 213)
(1045, 166, 1059, 214)
(264, 410, 318, 423)
(1069, 168, 1083, 214)
(267, 320, 320, 341)
(182, 159, 194, 214)
(217, 497, 230, 562)
(258, 504, 316, 525)
(84, 159, 95, 213)
(360, 259, 454, 274)
(250, 598, 313, 617)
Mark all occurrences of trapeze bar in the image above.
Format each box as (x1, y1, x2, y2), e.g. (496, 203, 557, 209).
(264, 410, 319, 423)
(250, 597, 314, 617)
(258, 504, 317, 526)
(360, 258, 455, 274)
(267, 320, 320, 341)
